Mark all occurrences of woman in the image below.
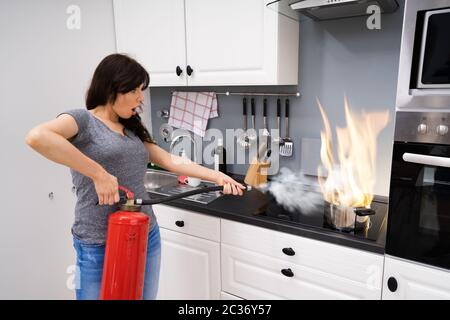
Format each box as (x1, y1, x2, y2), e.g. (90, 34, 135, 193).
(25, 53, 244, 300)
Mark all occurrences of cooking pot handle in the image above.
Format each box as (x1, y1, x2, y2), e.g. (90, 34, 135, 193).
(354, 208, 376, 217)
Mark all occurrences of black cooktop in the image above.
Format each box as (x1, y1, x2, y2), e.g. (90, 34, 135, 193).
(257, 192, 388, 242)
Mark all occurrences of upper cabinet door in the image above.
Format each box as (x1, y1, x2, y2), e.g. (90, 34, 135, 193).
(113, 0, 187, 87)
(113, 0, 298, 87)
(184, 0, 298, 86)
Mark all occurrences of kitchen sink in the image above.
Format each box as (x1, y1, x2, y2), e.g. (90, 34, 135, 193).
(144, 169, 223, 205)
(144, 169, 179, 190)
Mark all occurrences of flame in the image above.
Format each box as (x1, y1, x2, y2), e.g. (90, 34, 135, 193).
(317, 97, 389, 208)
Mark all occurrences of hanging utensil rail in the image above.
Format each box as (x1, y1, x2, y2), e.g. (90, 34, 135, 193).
(171, 91, 300, 97)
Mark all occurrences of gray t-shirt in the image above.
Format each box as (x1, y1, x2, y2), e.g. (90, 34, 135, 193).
(58, 108, 157, 244)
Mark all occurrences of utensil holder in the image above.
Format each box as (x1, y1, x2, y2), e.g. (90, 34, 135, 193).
(244, 159, 271, 187)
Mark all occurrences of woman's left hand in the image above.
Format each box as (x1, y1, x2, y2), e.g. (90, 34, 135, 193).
(215, 172, 245, 196)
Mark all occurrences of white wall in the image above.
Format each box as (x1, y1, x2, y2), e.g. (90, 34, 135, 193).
(0, 0, 116, 299)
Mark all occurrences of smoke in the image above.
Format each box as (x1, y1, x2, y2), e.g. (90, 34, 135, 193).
(261, 167, 323, 215)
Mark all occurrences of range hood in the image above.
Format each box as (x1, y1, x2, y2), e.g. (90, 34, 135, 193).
(267, 0, 399, 21)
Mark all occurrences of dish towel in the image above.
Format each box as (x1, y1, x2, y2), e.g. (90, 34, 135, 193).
(168, 91, 218, 137)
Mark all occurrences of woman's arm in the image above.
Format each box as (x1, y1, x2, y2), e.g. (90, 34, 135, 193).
(25, 114, 120, 205)
(145, 142, 244, 195)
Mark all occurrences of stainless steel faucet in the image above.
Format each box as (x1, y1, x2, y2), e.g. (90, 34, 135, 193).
(169, 134, 199, 163)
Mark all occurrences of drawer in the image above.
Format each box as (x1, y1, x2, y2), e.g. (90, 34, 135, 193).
(153, 204, 220, 242)
(221, 219, 384, 287)
(222, 243, 381, 300)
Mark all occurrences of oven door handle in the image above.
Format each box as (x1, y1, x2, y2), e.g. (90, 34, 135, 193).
(402, 153, 450, 168)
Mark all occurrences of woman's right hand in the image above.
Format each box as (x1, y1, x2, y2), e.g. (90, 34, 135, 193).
(92, 170, 119, 205)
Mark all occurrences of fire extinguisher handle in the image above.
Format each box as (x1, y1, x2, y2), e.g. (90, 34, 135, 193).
(95, 185, 134, 205)
(118, 185, 134, 200)
(96, 195, 128, 206)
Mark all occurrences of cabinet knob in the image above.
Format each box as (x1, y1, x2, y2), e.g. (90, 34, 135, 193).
(176, 66, 183, 76)
(186, 65, 194, 76)
(282, 247, 295, 256)
(175, 220, 185, 228)
(281, 268, 294, 277)
(387, 277, 398, 292)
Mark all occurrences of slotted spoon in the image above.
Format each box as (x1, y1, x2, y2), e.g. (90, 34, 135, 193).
(280, 99, 293, 157)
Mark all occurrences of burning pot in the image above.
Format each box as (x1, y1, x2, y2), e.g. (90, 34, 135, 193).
(324, 202, 375, 232)
(315, 98, 389, 233)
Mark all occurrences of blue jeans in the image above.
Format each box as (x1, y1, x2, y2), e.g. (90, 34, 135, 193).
(73, 224, 161, 300)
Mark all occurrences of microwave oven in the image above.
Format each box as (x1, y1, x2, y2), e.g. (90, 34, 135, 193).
(396, 0, 450, 110)
(416, 8, 450, 89)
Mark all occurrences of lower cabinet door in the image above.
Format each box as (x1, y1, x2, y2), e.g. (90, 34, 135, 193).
(383, 256, 450, 300)
(221, 244, 382, 300)
(157, 227, 221, 300)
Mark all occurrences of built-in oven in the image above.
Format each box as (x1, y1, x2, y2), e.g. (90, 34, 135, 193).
(386, 112, 450, 270)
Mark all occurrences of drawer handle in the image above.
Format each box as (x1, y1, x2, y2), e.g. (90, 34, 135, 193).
(176, 65, 183, 76)
(175, 220, 185, 228)
(281, 268, 294, 278)
(187, 65, 194, 76)
(387, 277, 398, 292)
(282, 247, 295, 256)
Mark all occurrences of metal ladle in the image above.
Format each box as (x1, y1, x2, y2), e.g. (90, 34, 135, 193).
(247, 98, 258, 145)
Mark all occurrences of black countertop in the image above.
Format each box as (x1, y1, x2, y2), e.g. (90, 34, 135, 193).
(147, 180, 387, 255)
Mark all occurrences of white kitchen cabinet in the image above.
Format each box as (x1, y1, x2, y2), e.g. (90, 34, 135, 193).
(382, 256, 450, 300)
(113, 0, 187, 86)
(113, 0, 299, 87)
(221, 219, 384, 300)
(184, 0, 298, 86)
(153, 205, 221, 300)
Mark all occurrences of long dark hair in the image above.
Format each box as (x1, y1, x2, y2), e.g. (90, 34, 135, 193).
(86, 53, 156, 144)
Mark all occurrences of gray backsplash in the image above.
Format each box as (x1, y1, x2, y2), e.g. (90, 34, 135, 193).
(149, 1, 404, 197)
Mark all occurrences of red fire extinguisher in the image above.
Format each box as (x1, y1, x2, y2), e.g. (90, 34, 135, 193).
(99, 183, 251, 300)
(100, 186, 150, 300)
